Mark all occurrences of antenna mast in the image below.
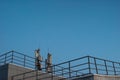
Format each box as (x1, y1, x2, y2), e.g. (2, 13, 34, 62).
(34, 49, 42, 71)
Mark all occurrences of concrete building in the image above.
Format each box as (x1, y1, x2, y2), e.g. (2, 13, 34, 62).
(0, 51, 120, 80)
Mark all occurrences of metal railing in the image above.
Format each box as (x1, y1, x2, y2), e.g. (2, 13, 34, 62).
(12, 55, 120, 80)
(0, 50, 36, 69)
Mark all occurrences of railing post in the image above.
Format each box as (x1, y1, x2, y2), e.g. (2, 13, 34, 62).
(68, 61, 71, 78)
(94, 58, 98, 74)
(24, 56, 26, 67)
(62, 67, 64, 77)
(53, 66, 55, 75)
(76, 71, 78, 76)
(88, 56, 91, 73)
(104, 60, 108, 75)
(119, 63, 120, 75)
(4, 54, 6, 64)
(113, 62, 116, 75)
(11, 51, 14, 63)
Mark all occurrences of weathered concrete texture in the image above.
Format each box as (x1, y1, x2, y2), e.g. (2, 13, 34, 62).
(0, 63, 33, 80)
(0, 64, 65, 80)
(94, 74, 120, 80)
(73, 74, 120, 80)
(72, 74, 94, 80)
(8, 64, 33, 80)
(0, 64, 8, 80)
(9, 64, 65, 80)
(1, 64, 120, 80)
(13, 71, 66, 80)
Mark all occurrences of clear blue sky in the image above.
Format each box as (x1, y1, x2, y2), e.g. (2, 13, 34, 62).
(0, 0, 120, 64)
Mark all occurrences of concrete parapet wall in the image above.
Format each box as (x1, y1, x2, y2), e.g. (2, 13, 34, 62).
(72, 74, 120, 80)
(1, 64, 120, 80)
(0, 64, 8, 80)
(0, 64, 65, 80)
(94, 74, 120, 80)
(8, 64, 33, 80)
(0, 63, 33, 80)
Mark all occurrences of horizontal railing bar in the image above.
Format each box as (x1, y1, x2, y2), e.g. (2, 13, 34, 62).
(13, 62, 25, 66)
(91, 63, 106, 67)
(0, 51, 13, 57)
(89, 56, 120, 64)
(25, 59, 35, 63)
(6, 58, 12, 62)
(53, 56, 88, 67)
(13, 58, 24, 63)
(55, 67, 89, 75)
(0, 58, 5, 61)
(6, 55, 12, 58)
(13, 51, 35, 59)
(53, 70, 89, 78)
(54, 67, 83, 73)
(70, 62, 88, 69)
(13, 55, 24, 60)
(24, 62, 35, 66)
(0, 61, 4, 64)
